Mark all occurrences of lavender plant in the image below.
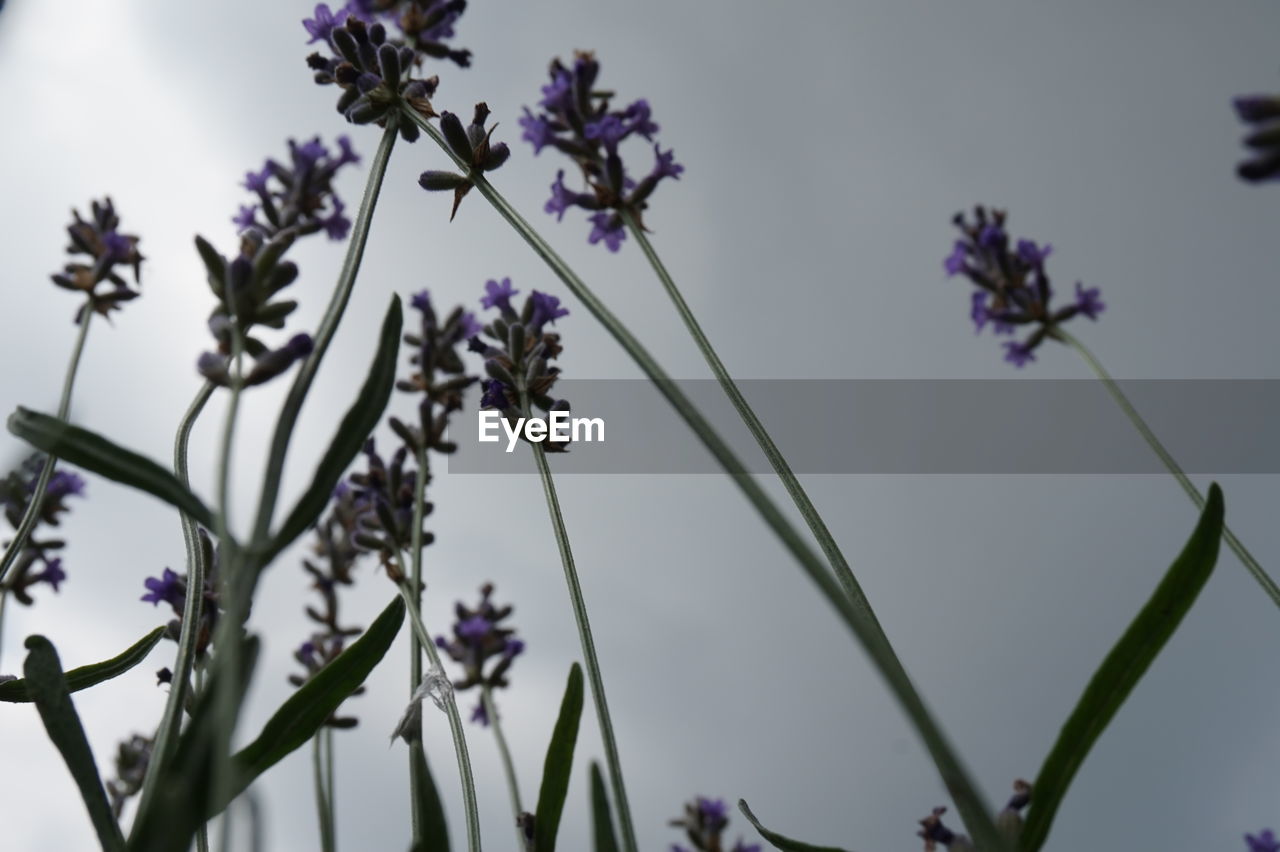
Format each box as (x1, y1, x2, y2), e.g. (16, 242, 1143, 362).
(0, 4, 1270, 852)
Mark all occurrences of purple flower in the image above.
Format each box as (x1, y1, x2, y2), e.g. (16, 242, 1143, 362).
(519, 108, 555, 154)
(503, 638, 525, 658)
(1247, 830, 1280, 852)
(529, 291, 569, 329)
(480, 379, 510, 409)
(545, 170, 593, 221)
(102, 231, 132, 263)
(320, 198, 351, 240)
(978, 223, 1005, 248)
(1074, 282, 1105, 320)
(624, 99, 660, 139)
(335, 135, 360, 167)
(943, 241, 967, 276)
(1002, 340, 1037, 368)
(585, 114, 628, 147)
(243, 163, 273, 193)
(970, 291, 992, 333)
(44, 470, 86, 502)
(34, 558, 66, 593)
(1016, 239, 1052, 267)
(303, 3, 345, 44)
(292, 137, 329, 168)
(458, 616, 491, 642)
(459, 311, 482, 340)
(539, 69, 574, 110)
(588, 212, 626, 252)
(731, 843, 761, 852)
(480, 278, 519, 312)
(411, 290, 432, 313)
(141, 568, 184, 608)
(651, 145, 684, 181)
(470, 699, 489, 726)
(232, 204, 257, 232)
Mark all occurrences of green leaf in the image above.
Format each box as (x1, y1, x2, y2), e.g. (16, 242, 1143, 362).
(589, 761, 620, 852)
(0, 626, 164, 703)
(232, 595, 405, 787)
(1021, 483, 1225, 852)
(7, 408, 214, 529)
(738, 800, 852, 852)
(265, 295, 403, 561)
(534, 663, 584, 852)
(410, 743, 451, 852)
(23, 635, 126, 851)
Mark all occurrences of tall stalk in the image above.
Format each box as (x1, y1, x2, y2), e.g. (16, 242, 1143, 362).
(1055, 328, 1279, 605)
(622, 211, 868, 611)
(481, 684, 525, 846)
(403, 106, 1005, 848)
(0, 301, 94, 586)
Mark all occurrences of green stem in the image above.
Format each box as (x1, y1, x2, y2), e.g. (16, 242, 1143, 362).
(135, 382, 215, 818)
(622, 212, 872, 616)
(313, 733, 335, 852)
(528, 437, 639, 852)
(325, 727, 337, 846)
(404, 106, 1004, 848)
(0, 300, 94, 587)
(408, 446, 429, 850)
(250, 120, 400, 547)
(1055, 328, 1280, 607)
(395, 570, 482, 852)
(481, 684, 524, 841)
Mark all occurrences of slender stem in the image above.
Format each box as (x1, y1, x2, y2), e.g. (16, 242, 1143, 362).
(404, 106, 1005, 849)
(1055, 328, 1280, 606)
(197, 823, 210, 852)
(395, 571, 482, 852)
(528, 437, 638, 852)
(481, 684, 524, 837)
(312, 733, 335, 852)
(0, 301, 94, 586)
(622, 213, 872, 614)
(325, 727, 337, 846)
(250, 120, 400, 546)
(135, 382, 215, 817)
(408, 446, 430, 850)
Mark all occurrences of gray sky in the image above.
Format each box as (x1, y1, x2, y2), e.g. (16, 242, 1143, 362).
(2, 1, 1279, 850)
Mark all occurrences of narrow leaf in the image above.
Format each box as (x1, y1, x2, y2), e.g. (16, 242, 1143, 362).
(1021, 483, 1225, 852)
(23, 635, 126, 851)
(7, 408, 214, 528)
(410, 743, 451, 852)
(266, 295, 403, 561)
(232, 595, 405, 786)
(589, 761, 620, 852)
(0, 626, 164, 703)
(738, 800, 852, 852)
(534, 663, 584, 852)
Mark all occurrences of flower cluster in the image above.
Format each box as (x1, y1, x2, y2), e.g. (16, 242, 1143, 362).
(943, 207, 1104, 367)
(389, 289, 479, 456)
(520, 52, 684, 252)
(1248, 830, 1280, 852)
(434, 583, 525, 725)
(1232, 94, 1280, 182)
(106, 734, 154, 818)
(417, 103, 511, 219)
(195, 217, 319, 389)
(50, 197, 145, 323)
(917, 781, 1030, 851)
(304, 7, 449, 142)
(470, 278, 572, 452)
(669, 796, 760, 852)
(347, 438, 424, 570)
(141, 529, 221, 666)
(0, 455, 83, 605)
(291, 484, 367, 727)
(232, 135, 360, 241)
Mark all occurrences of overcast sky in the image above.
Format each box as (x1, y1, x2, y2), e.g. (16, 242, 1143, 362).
(2, 1, 1279, 850)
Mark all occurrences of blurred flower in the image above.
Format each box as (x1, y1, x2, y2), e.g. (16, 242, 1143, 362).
(0, 455, 84, 606)
(50, 197, 145, 322)
(232, 135, 360, 241)
(434, 583, 525, 725)
(106, 734, 154, 818)
(670, 796, 759, 852)
(943, 206, 1104, 368)
(347, 438, 424, 569)
(520, 52, 684, 252)
(1233, 93, 1280, 182)
(1247, 830, 1280, 852)
(140, 530, 222, 661)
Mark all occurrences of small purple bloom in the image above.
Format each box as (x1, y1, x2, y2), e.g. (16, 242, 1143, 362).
(503, 638, 525, 658)
(480, 379, 510, 409)
(335, 135, 360, 168)
(1016, 239, 1052, 267)
(624, 99, 660, 139)
(480, 278, 519, 312)
(1247, 830, 1280, 852)
(303, 3, 344, 44)
(458, 615, 491, 642)
(141, 568, 184, 608)
(585, 114, 628, 147)
(1074, 282, 1105, 320)
(232, 204, 257, 232)
(978, 223, 1005, 249)
(243, 163, 273, 193)
(34, 558, 66, 593)
(943, 241, 967, 276)
(651, 145, 684, 180)
(102, 231, 131, 263)
(320, 198, 351, 240)
(459, 311, 482, 340)
(520, 108, 555, 154)
(545, 171, 578, 221)
(44, 470, 86, 502)
(1002, 340, 1037, 368)
(471, 699, 489, 726)
(731, 843, 762, 852)
(298, 640, 319, 668)
(539, 70, 574, 110)
(411, 290, 432, 313)
(697, 797, 729, 830)
(292, 137, 329, 169)
(529, 291, 569, 329)
(588, 212, 626, 252)
(970, 291, 991, 333)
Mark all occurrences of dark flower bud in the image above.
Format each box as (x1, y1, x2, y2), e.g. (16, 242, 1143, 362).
(440, 111, 474, 162)
(378, 43, 401, 86)
(483, 142, 510, 171)
(418, 170, 470, 191)
(331, 27, 361, 66)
